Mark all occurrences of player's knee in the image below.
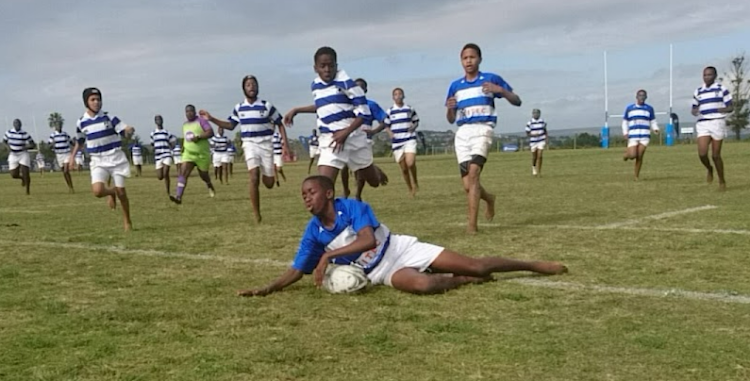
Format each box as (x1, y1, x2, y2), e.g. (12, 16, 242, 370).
(408, 276, 437, 295)
(115, 188, 127, 198)
(712, 153, 722, 161)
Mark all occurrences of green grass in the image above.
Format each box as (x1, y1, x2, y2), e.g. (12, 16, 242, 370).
(2, 143, 750, 381)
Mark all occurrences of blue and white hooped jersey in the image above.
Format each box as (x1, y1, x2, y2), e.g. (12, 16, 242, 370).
(48, 131, 72, 154)
(622, 103, 656, 139)
(363, 99, 389, 128)
(3, 129, 33, 152)
(210, 135, 230, 152)
(151, 129, 176, 161)
(227, 144, 236, 156)
(229, 99, 282, 143)
(272, 132, 283, 155)
(525, 118, 547, 144)
(312, 70, 371, 133)
(76, 111, 127, 156)
(692, 83, 732, 122)
(75, 151, 84, 160)
(292, 198, 391, 275)
(387, 104, 419, 150)
(446, 71, 512, 128)
(309, 135, 319, 147)
(172, 145, 182, 158)
(130, 144, 143, 157)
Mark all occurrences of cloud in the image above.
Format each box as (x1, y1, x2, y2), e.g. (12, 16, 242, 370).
(0, 0, 748, 141)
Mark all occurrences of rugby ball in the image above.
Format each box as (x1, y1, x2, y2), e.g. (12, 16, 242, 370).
(322, 265, 368, 294)
(185, 131, 196, 142)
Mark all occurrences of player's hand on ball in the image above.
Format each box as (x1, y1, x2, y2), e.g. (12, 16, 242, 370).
(198, 110, 211, 120)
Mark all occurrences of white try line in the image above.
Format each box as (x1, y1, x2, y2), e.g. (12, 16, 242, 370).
(600, 205, 717, 228)
(2, 240, 750, 305)
(531, 225, 750, 236)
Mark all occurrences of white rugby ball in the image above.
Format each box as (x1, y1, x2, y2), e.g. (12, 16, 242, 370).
(323, 265, 368, 294)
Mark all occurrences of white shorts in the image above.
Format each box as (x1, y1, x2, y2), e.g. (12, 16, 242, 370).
(393, 139, 418, 163)
(212, 153, 228, 167)
(455, 124, 493, 164)
(8, 152, 30, 170)
(696, 119, 727, 141)
(627, 138, 650, 148)
(132, 156, 144, 166)
(367, 234, 445, 286)
(36, 159, 45, 167)
(309, 145, 320, 158)
(530, 141, 547, 152)
(173, 156, 182, 165)
(56, 153, 71, 168)
(90, 150, 130, 188)
(75, 157, 84, 166)
(317, 130, 373, 172)
(155, 156, 173, 170)
(273, 154, 283, 168)
(242, 141, 274, 177)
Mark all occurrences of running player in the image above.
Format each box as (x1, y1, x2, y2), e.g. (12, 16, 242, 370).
(172, 143, 182, 175)
(75, 150, 84, 172)
(48, 119, 75, 192)
(170, 104, 216, 204)
(622, 90, 659, 181)
(272, 131, 286, 187)
(199, 75, 290, 223)
(308, 129, 320, 174)
(692, 66, 733, 191)
(35, 151, 45, 176)
(386, 87, 420, 196)
(150, 115, 176, 195)
(3, 119, 35, 195)
(69, 88, 135, 231)
(209, 128, 231, 185)
(283, 47, 385, 199)
(445, 43, 521, 234)
(130, 142, 143, 177)
(238, 175, 567, 296)
(526, 109, 548, 177)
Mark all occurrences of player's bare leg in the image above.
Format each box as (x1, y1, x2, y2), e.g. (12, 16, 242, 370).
(115, 187, 132, 232)
(405, 152, 418, 194)
(462, 164, 494, 234)
(63, 164, 74, 193)
(634, 144, 647, 181)
(711, 138, 726, 191)
(222, 163, 230, 185)
(92, 182, 117, 210)
(398, 158, 414, 197)
(21, 165, 31, 195)
(697, 136, 713, 184)
(340, 165, 351, 198)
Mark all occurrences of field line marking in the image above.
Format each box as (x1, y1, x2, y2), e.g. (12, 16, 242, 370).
(1, 240, 289, 267)
(510, 278, 750, 305)
(3, 240, 750, 305)
(600, 205, 717, 228)
(529, 225, 750, 236)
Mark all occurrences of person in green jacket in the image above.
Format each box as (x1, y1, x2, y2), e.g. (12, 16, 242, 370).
(170, 104, 217, 204)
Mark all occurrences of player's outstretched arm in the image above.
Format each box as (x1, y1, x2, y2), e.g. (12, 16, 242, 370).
(238, 268, 304, 297)
(199, 110, 235, 130)
(445, 97, 457, 124)
(283, 105, 316, 126)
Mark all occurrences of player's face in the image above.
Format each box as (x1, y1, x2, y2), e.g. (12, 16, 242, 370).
(185, 106, 196, 120)
(12, 119, 21, 129)
(217, 127, 224, 136)
(314, 54, 337, 83)
(244, 77, 258, 98)
(636, 92, 647, 105)
(703, 68, 716, 85)
(461, 48, 481, 75)
(155, 115, 163, 126)
(301, 180, 332, 215)
(393, 89, 404, 103)
(532, 110, 541, 119)
(54, 122, 62, 131)
(87, 95, 102, 113)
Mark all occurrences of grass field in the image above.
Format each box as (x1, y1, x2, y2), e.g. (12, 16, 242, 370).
(2, 143, 750, 381)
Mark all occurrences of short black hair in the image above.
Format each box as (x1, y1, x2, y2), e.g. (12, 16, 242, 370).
(637, 89, 647, 96)
(185, 104, 196, 111)
(462, 43, 482, 58)
(355, 78, 368, 93)
(392, 87, 404, 95)
(705, 66, 717, 75)
(304, 175, 335, 193)
(314, 46, 337, 63)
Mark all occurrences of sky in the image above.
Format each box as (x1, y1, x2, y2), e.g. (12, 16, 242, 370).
(1, 0, 749, 143)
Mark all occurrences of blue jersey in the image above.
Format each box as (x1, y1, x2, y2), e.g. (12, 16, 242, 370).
(525, 118, 547, 144)
(309, 135, 319, 147)
(292, 199, 392, 275)
(48, 131, 72, 154)
(387, 104, 419, 150)
(210, 135, 230, 152)
(76, 111, 127, 156)
(130, 144, 143, 157)
(623, 103, 656, 139)
(446, 71, 512, 128)
(692, 83, 732, 122)
(312, 70, 370, 133)
(150, 128, 176, 161)
(3, 129, 34, 152)
(273, 132, 283, 155)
